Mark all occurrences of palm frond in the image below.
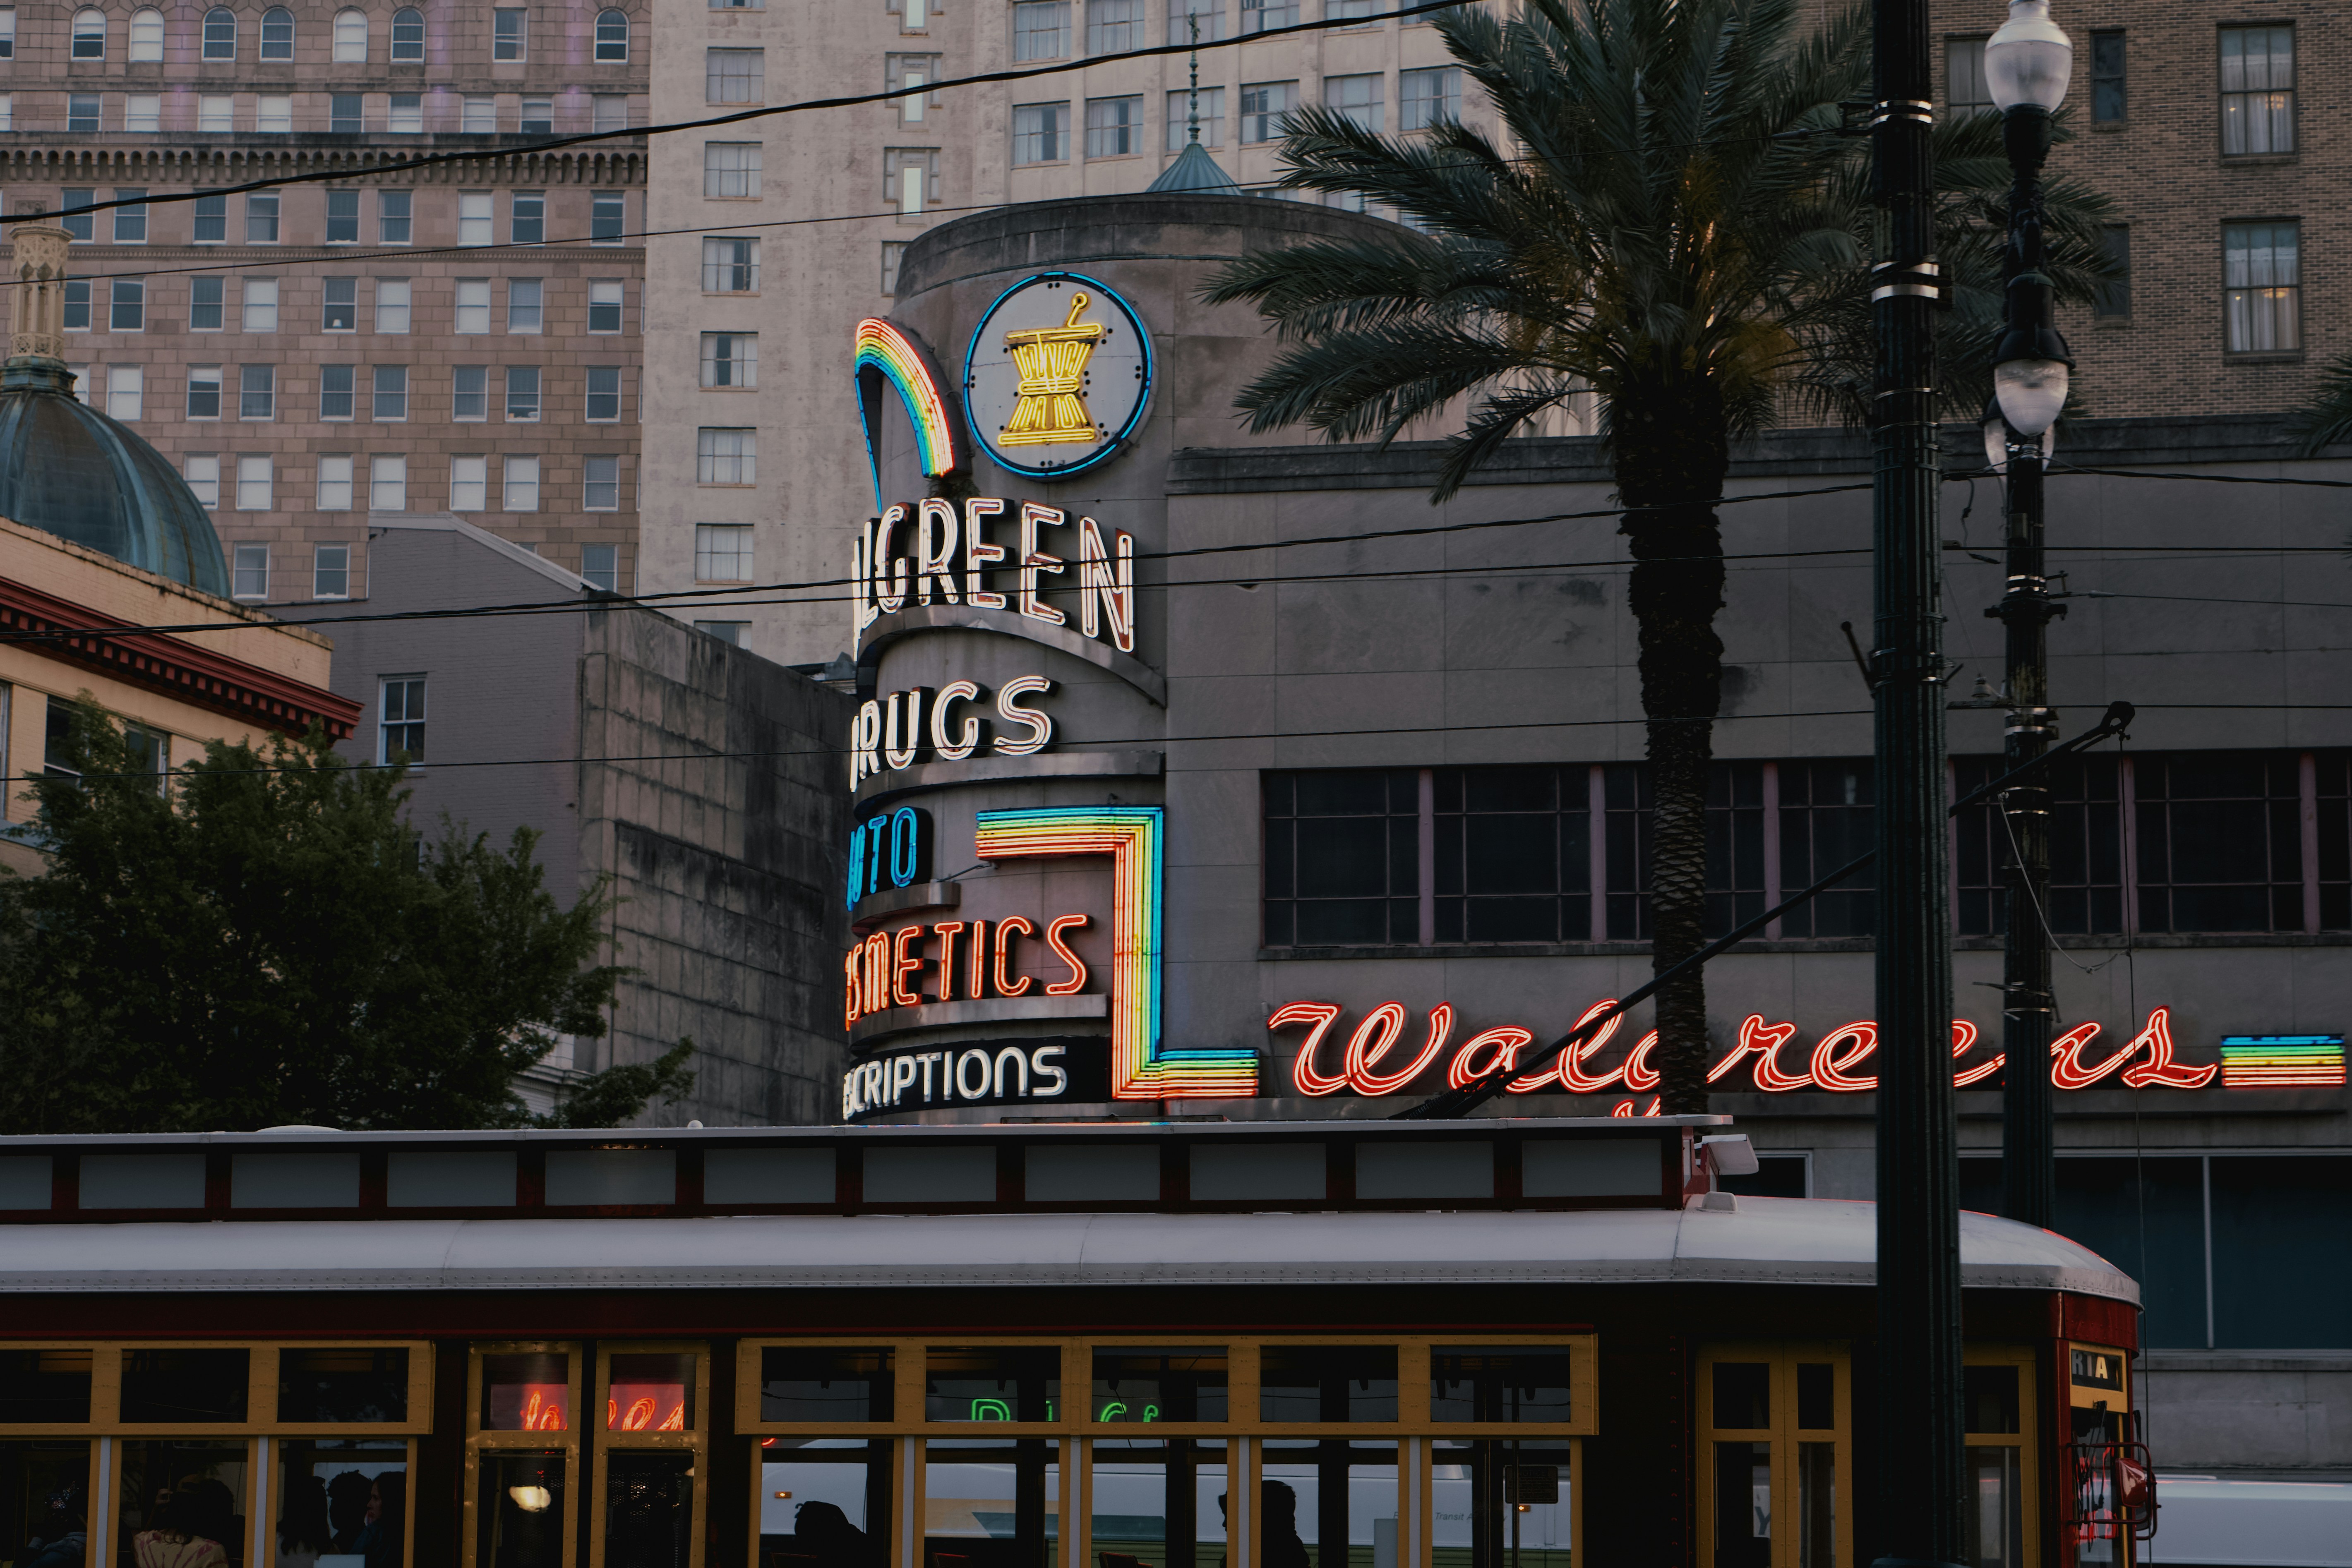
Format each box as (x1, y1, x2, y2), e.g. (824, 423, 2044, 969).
(2287, 353, 2352, 456)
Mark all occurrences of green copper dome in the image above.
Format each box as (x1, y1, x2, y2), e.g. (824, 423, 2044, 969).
(0, 359, 228, 596)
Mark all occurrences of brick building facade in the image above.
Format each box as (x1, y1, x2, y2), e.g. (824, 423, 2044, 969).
(0, 0, 649, 604)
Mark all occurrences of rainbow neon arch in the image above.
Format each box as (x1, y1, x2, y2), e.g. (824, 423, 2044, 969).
(974, 806, 1258, 1100)
(854, 318, 961, 507)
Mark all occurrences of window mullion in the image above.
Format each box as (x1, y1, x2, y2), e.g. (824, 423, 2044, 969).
(1417, 767, 1435, 945)
(2299, 750, 2321, 930)
(1586, 764, 1606, 942)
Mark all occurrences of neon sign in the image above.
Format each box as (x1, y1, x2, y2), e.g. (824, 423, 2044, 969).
(607, 1383, 687, 1432)
(848, 674, 1056, 789)
(853, 496, 1136, 655)
(847, 806, 931, 909)
(1269, 1002, 2251, 1097)
(845, 911, 1092, 1023)
(853, 318, 960, 507)
(962, 271, 1153, 481)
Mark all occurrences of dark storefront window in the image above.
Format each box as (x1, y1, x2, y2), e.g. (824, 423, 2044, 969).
(1262, 770, 1418, 945)
(2135, 751, 2303, 932)
(1433, 766, 1589, 942)
(1954, 754, 2126, 937)
(2311, 753, 2352, 928)
(1775, 760, 1874, 937)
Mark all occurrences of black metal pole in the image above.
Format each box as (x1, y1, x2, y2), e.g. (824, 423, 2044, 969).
(1996, 105, 2060, 1232)
(1871, 0, 1966, 1558)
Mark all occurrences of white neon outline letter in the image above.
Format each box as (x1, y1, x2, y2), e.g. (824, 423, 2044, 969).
(1078, 518, 1135, 652)
(1018, 501, 1067, 626)
(992, 674, 1054, 756)
(930, 680, 982, 760)
(964, 497, 1008, 609)
(916, 498, 960, 606)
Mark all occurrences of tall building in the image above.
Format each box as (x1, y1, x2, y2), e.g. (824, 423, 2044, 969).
(0, 0, 650, 605)
(642, 0, 1482, 667)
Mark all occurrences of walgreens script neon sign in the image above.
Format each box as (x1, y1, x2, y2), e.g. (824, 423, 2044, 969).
(1269, 1000, 2227, 1099)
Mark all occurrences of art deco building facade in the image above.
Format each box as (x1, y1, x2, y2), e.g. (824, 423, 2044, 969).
(0, 0, 649, 606)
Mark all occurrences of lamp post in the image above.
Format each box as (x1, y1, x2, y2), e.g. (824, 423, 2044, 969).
(1985, 0, 2074, 1235)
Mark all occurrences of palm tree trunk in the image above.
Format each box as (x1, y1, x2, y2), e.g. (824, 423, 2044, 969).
(1612, 381, 1729, 1115)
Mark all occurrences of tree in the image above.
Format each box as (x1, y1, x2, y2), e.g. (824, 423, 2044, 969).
(0, 706, 692, 1133)
(2288, 355, 2352, 456)
(1206, 0, 2112, 1110)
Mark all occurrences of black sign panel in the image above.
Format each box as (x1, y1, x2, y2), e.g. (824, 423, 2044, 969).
(842, 1037, 1109, 1121)
(2070, 1347, 2124, 1391)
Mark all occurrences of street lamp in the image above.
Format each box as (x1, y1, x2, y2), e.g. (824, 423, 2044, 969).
(1985, 0, 2073, 1235)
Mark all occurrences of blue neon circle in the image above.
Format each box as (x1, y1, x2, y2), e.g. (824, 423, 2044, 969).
(961, 270, 1154, 482)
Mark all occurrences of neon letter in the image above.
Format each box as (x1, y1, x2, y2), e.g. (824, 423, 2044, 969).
(994, 915, 1035, 997)
(931, 679, 983, 761)
(1708, 1015, 1809, 1091)
(1952, 1019, 2004, 1088)
(1810, 1022, 1879, 1091)
(2119, 1007, 2218, 1089)
(1044, 914, 1090, 995)
(1078, 518, 1135, 653)
(1271, 1002, 1347, 1096)
(891, 925, 924, 1008)
(967, 919, 988, 1000)
(1018, 501, 1068, 626)
(1557, 1000, 1627, 1093)
(874, 504, 910, 614)
(884, 688, 926, 771)
(2051, 1021, 2128, 1089)
(917, 498, 960, 605)
(1447, 1027, 1534, 1090)
(1346, 1003, 1450, 1096)
(932, 921, 963, 1003)
(964, 497, 1007, 609)
(1621, 1031, 1662, 1092)
(993, 675, 1054, 755)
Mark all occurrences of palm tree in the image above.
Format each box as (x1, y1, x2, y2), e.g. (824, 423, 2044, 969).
(2289, 357, 2352, 455)
(1207, 0, 2112, 1112)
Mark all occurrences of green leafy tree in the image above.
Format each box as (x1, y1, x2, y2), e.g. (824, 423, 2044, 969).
(1206, 0, 2112, 1110)
(0, 706, 691, 1133)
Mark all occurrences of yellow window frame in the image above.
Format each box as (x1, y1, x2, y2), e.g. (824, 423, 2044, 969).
(1697, 1342, 1855, 1568)
(464, 1340, 585, 1568)
(1963, 1345, 2041, 1568)
(0, 1340, 434, 1437)
(589, 1339, 711, 1568)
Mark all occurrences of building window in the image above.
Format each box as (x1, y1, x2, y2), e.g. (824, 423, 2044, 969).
(1013, 102, 1068, 164)
(334, 8, 369, 60)
(1165, 86, 1226, 150)
(2224, 221, 2299, 353)
(702, 238, 758, 293)
(202, 6, 236, 58)
(881, 241, 909, 296)
(583, 457, 621, 512)
(456, 279, 492, 334)
(232, 543, 268, 600)
(707, 48, 765, 103)
(2220, 26, 2293, 156)
(697, 428, 756, 485)
(1400, 66, 1459, 130)
(586, 365, 623, 420)
(519, 98, 552, 134)
(1086, 0, 1140, 53)
(261, 7, 293, 59)
(2136, 752, 2304, 933)
(493, 7, 526, 60)
(236, 456, 274, 511)
(196, 93, 234, 129)
(2093, 225, 2130, 317)
(595, 8, 629, 60)
(109, 280, 144, 333)
(701, 333, 756, 389)
(127, 7, 162, 60)
(589, 279, 626, 331)
(66, 94, 100, 134)
(1328, 0, 1375, 22)
(193, 194, 228, 245)
(257, 95, 293, 133)
(511, 192, 545, 246)
(111, 191, 148, 245)
(502, 456, 540, 511)
(594, 95, 631, 132)
(459, 193, 493, 246)
(581, 542, 619, 589)
(374, 365, 409, 421)
(2090, 29, 2125, 123)
(61, 282, 89, 334)
(1264, 770, 1419, 945)
(391, 7, 423, 61)
(888, 53, 938, 125)
(462, 95, 497, 132)
(450, 454, 487, 509)
(452, 366, 488, 420)
(60, 190, 96, 245)
(1241, 0, 1296, 32)
(505, 365, 540, 421)
(319, 364, 355, 420)
(388, 93, 422, 132)
(105, 366, 142, 422)
(317, 453, 354, 510)
(376, 278, 412, 333)
(1169, 0, 1224, 44)
(1598, 760, 1775, 941)
(370, 455, 407, 511)
(126, 95, 161, 132)
(1013, 1, 1067, 60)
(323, 277, 359, 331)
(243, 278, 279, 332)
(379, 191, 413, 245)
(1435, 767, 1592, 942)
(1770, 760, 1874, 939)
(1086, 96, 1143, 157)
(694, 621, 749, 647)
(71, 8, 106, 59)
(884, 150, 939, 215)
(591, 192, 626, 243)
(186, 366, 223, 419)
(1945, 37, 1991, 115)
(1241, 81, 1296, 143)
(187, 455, 222, 508)
(191, 279, 225, 332)
(1325, 73, 1383, 133)
(247, 194, 281, 245)
(695, 523, 754, 582)
(507, 279, 543, 333)
(1954, 754, 2124, 937)
(378, 678, 425, 762)
(705, 143, 762, 198)
(239, 365, 276, 420)
(326, 191, 361, 242)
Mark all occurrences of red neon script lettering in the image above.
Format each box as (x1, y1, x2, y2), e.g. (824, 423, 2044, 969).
(1709, 1015, 1810, 1091)
(1951, 1018, 2004, 1088)
(1348, 1003, 1450, 1096)
(1449, 1026, 1534, 1090)
(1271, 1002, 1347, 1096)
(1555, 1000, 1627, 1093)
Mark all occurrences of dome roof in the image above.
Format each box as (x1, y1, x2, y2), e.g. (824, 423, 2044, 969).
(1147, 139, 1241, 195)
(0, 362, 229, 596)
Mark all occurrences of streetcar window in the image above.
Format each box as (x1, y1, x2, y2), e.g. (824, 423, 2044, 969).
(1432, 1440, 1576, 1568)
(117, 1440, 250, 1566)
(606, 1352, 695, 1431)
(478, 1450, 566, 1568)
(925, 1345, 1060, 1422)
(1432, 1345, 1574, 1423)
(762, 1346, 894, 1422)
(1262, 1440, 1403, 1568)
(1260, 1345, 1399, 1422)
(121, 1348, 250, 1423)
(1964, 1364, 2020, 1434)
(1796, 1362, 1836, 1431)
(279, 1347, 410, 1424)
(0, 1439, 92, 1563)
(760, 1437, 891, 1566)
(1711, 1362, 1770, 1431)
(1091, 1345, 1228, 1423)
(482, 1352, 570, 1431)
(277, 1439, 407, 1568)
(0, 1350, 91, 1423)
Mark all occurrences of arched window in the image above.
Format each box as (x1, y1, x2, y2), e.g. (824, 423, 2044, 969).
(260, 7, 293, 59)
(70, 9, 106, 59)
(333, 8, 367, 60)
(594, 9, 629, 62)
(202, 7, 237, 59)
(129, 8, 165, 60)
(390, 7, 424, 62)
